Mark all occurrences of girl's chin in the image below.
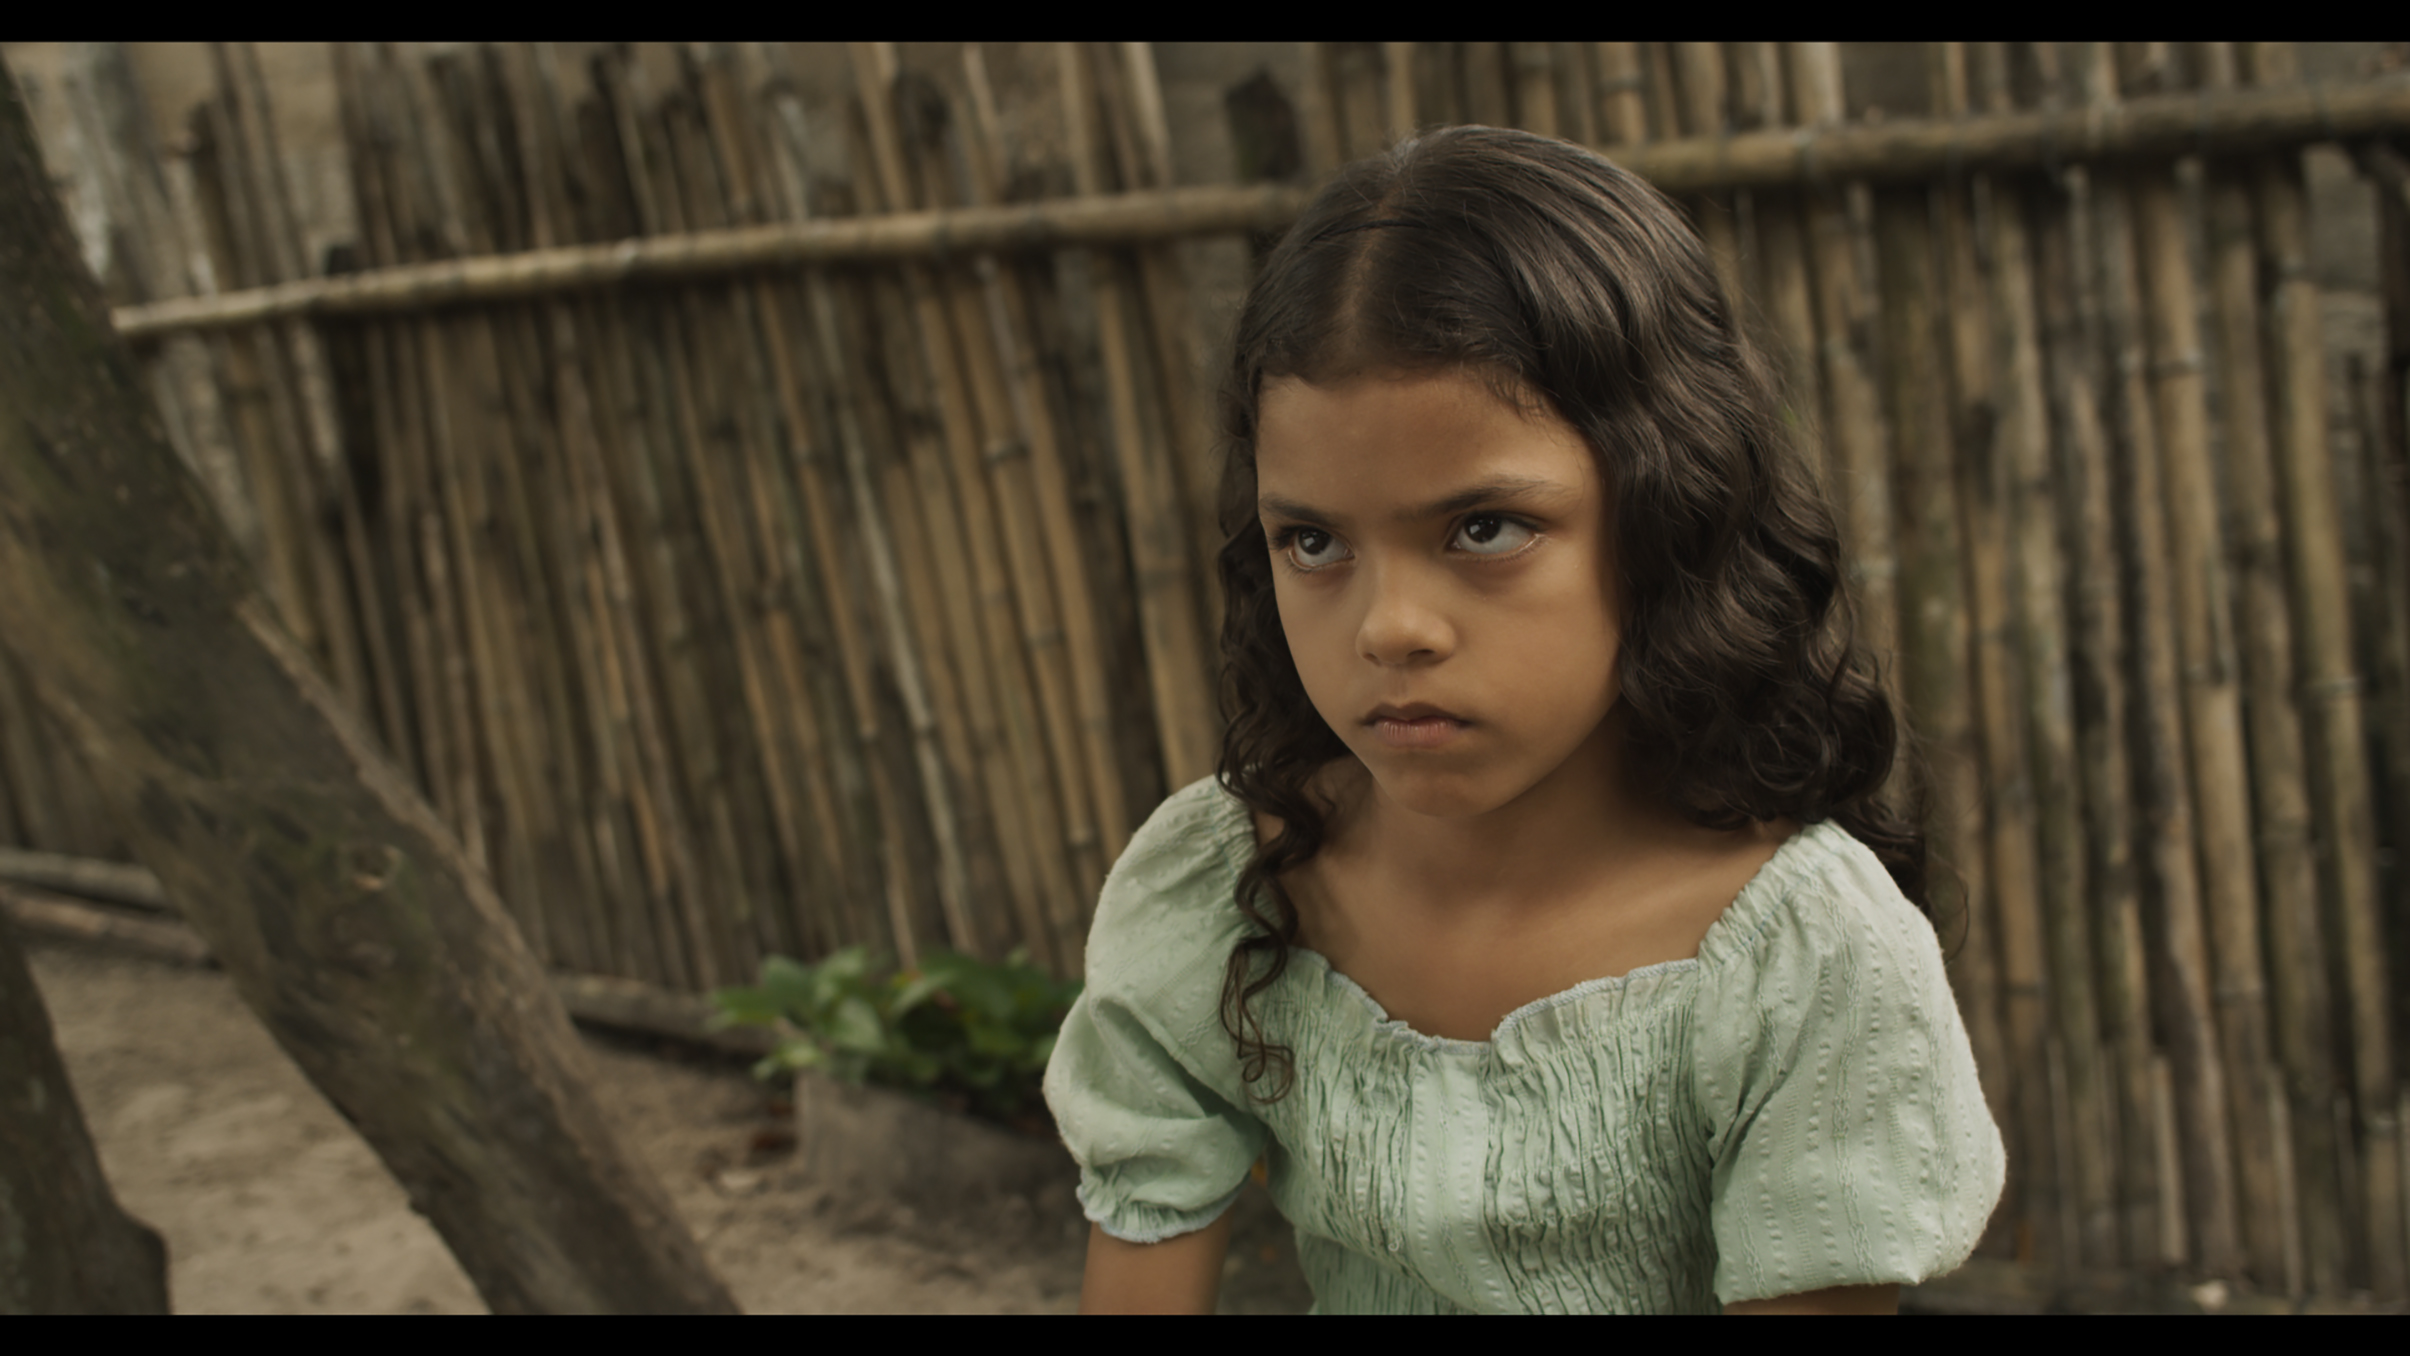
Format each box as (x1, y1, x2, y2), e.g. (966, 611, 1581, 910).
(1360, 760, 1524, 821)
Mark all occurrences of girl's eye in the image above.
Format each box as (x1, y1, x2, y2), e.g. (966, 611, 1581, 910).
(1452, 514, 1535, 557)
(1282, 527, 1353, 571)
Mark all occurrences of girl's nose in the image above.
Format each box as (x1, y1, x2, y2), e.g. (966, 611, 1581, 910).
(1355, 566, 1455, 667)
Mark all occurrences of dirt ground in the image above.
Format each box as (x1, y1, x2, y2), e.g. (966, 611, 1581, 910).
(25, 938, 1313, 1315)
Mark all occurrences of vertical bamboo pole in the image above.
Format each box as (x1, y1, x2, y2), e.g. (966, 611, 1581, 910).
(1059, 42, 1219, 796)
(1644, 44, 1683, 147)
(1965, 44, 2121, 1268)
(1506, 42, 1558, 138)
(960, 46, 1131, 884)
(2025, 43, 2164, 1269)
(1297, 42, 1343, 179)
(651, 72, 785, 986)
(64, 43, 266, 622)
(1555, 43, 1596, 148)
(221, 45, 378, 728)
(2201, 85, 2345, 1289)
(2124, 50, 2288, 1284)
(1929, 42, 2062, 1276)
(2245, 41, 2406, 1300)
(578, 45, 749, 989)
(753, 56, 941, 965)
(1592, 43, 1647, 149)
(1328, 43, 1388, 159)
(1734, 54, 1826, 490)
(1112, 45, 1227, 663)
(345, 46, 500, 886)
(854, 40, 1067, 964)
(439, 45, 623, 976)
(474, 46, 615, 975)
(641, 61, 826, 975)
(825, 65, 985, 963)
(503, 40, 678, 978)
(1670, 43, 1745, 324)
(553, 50, 713, 985)
(2348, 349, 2410, 1211)
(1383, 43, 1418, 141)
(2353, 151, 2410, 1318)
(417, 47, 608, 970)
(1872, 69, 2028, 1265)
(335, 45, 450, 824)
(2085, 40, 2239, 1275)
(1461, 43, 1511, 129)
(184, 79, 322, 674)
(906, 47, 1121, 952)
(690, 44, 889, 963)
(1789, 45, 1902, 711)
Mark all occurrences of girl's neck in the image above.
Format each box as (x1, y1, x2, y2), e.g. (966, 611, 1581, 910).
(1318, 706, 1690, 920)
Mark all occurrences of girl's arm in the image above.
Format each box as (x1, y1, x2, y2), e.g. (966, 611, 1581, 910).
(1077, 1212, 1236, 1314)
(1725, 1283, 1900, 1315)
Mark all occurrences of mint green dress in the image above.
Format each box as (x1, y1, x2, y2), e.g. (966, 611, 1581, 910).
(1042, 776, 2006, 1314)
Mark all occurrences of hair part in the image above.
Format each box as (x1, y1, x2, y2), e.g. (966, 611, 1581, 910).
(1212, 126, 1934, 1103)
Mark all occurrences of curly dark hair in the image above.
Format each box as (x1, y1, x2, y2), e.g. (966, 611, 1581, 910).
(1211, 125, 1929, 1102)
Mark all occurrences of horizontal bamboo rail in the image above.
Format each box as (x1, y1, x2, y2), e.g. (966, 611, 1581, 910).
(107, 77, 2410, 343)
(110, 183, 1316, 339)
(0, 846, 171, 910)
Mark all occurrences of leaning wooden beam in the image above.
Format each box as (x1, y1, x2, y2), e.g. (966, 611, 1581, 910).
(105, 78, 2410, 341)
(0, 69, 739, 1314)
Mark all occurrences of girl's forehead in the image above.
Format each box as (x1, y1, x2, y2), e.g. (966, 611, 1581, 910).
(1258, 372, 1590, 468)
(1255, 371, 1600, 512)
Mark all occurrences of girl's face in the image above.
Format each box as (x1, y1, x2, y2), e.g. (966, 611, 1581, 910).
(1255, 368, 1623, 821)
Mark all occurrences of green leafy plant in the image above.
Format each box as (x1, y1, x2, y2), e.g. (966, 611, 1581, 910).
(708, 946, 1081, 1128)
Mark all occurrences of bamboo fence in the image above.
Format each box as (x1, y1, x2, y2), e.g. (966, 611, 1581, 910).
(8, 40, 2410, 1307)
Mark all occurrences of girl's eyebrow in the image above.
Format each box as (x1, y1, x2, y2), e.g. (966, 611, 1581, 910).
(1258, 475, 1578, 527)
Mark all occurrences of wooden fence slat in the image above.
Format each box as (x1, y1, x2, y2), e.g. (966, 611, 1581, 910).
(1965, 41, 2124, 1269)
(1059, 42, 1218, 796)
(1929, 43, 2061, 1274)
(2248, 41, 2406, 1298)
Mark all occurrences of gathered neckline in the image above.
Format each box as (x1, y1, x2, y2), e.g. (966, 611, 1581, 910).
(1201, 778, 1835, 1052)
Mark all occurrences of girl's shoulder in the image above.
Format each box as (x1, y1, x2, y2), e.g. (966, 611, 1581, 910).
(1693, 817, 1941, 984)
(1079, 775, 1257, 1011)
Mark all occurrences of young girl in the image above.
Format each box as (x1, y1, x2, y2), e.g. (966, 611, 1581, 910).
(1042, 125, 2004, 1315)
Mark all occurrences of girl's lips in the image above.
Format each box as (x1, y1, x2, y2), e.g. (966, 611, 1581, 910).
(1369, 713, 1468, 750)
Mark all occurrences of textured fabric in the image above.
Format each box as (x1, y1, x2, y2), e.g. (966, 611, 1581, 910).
(1043, 776, 2006, 1314)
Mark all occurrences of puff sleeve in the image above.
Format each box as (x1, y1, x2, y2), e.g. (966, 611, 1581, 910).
(1042, 778, 1269, 1243)
(1690, 831, 2006, 1307)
